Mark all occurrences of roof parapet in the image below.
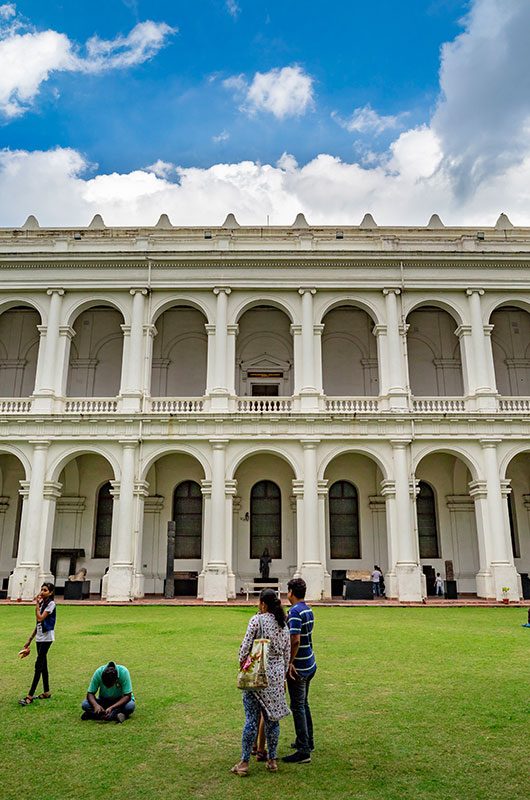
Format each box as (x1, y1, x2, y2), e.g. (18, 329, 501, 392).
(495, 212, 514, 230)
(22, 215, 40, 230)
(427, 213, 445, 229)
(291, 212, 309, 228)
(222, 213, 240, 229)
(88, 214, 106, 229)
(359, 213, 377, 228)
(155, 213, 173, 229)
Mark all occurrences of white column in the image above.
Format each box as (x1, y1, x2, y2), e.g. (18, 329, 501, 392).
(32, 289, 64, 412)
(468, 480, 492, 597)
(466, 289, 497, 410)
(381, 480, 398, 597)
(38, 481, 62, 584)
(391, 440, 422, 600)
(142, 325, 156, 397)
(197, 479, 212, 598)
(290, 324, 303, 399)
(383, 289, 408, 409)
(300, 440, 325, 599)
(454, 325, 473, 397)
(120, 288, 147, 411)
(210, 288, 231, 410)
(298, 288, 319, 410)
(204, 324, 216, 396)
(480, 439, 519, 599)
(292, 479, 304, 574)
(203, 439, 229, 600)
(106, 440, 137, 600)
(55, 325, 75, 401)
(10, 440, 50, 599)
(132, 481, 149, 598)
(373, 324, 389, 402)
(225, 478, 237, 598)
(313, 324, 325, 396)
(317, 479, 331, 598)
(226, 325, 239, 397)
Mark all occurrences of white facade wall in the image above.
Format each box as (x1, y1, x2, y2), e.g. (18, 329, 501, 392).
(0, 220, 529, 602)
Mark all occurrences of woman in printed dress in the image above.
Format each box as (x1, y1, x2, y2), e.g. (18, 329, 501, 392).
(231, 588, 290, 776)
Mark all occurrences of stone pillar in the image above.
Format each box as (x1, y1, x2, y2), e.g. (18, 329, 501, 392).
(290, 324, 303, 399)
(120, 289, 148, 412)
(373, 324, 389, 402)
(210, 288, 231, 411)
(143, 324, 157, 397)
(204, 324, 216, 396)
(32, 289, 64, 412)
(56, 325, 75, 401)
(369, 494, 387, 569)
(132, 481, 149, 598)
(298, 288, 319, 410)
(203, 439, 229, 600)
(317, 479, 331, 598)
(10, 440, 50, 599)
(313, 324, 325, 397)
(381, 480, 398, 598)
(38, 481, 62, 584)
(197, 479, 212, 598)
(225, 478, 237, 598)
(226, 325, 239, 398)
(382, 289, 408, 409)
(466, 289, 497, 410)
(390, 440, 422, 600)
(299, 440, 325, 599)
(106, 441, 137, 601)
(480, 439, 519, 599)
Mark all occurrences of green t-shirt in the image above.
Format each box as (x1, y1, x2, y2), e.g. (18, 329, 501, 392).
(88, 664, 134, 701)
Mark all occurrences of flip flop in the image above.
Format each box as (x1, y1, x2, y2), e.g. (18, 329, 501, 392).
(266, 759, 278, 772)
(230, 763, 249, 777)
(37, 693, 52, 699)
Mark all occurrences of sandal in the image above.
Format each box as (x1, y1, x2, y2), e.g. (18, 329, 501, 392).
(18, 696, 34, 706)
(37, 693, 52, 700)
(256, 749, 268, 762)
(230, 763, 249, 777)
(266, 759, 278, 772)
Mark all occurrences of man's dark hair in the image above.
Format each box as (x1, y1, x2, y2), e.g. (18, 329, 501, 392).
(102, 662, 118, 687)
(287, 577, 307, 599)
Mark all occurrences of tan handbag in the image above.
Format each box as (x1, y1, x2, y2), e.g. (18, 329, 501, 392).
(237, 617, 270, 690)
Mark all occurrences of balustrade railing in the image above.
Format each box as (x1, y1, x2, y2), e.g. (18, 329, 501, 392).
(0, 398, 32, 413)
(236, 398, 292, 412)
(325, 397, 379, 412)
(64, 398, 118, 413)
(412, 397, 466, 412)
(498, 397, 530, 412)
(149, 398, 204, 413)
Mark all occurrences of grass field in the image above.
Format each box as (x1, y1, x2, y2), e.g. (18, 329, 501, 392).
(0, 605, 528, 800)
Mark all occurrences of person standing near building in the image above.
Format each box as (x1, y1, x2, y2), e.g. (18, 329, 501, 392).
(282, 577, 316, 765)
(371, 565, 383, 597)
(18, 583, 56, 706)
(434, 572, 444, 597)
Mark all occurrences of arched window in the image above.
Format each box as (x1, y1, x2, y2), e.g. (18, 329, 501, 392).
(329, 481, 360, 559)
(172, 481, 202, 559)
(417, 481, 439, 558)
(94, 482, 113, 558)
(250, 480, 281, 559)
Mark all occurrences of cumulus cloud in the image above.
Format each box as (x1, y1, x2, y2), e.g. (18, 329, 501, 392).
(225, 1, 240, 18)
(333, 104, 402, 135)
(212, 130, 230, 143)
(224, 65, 314, 119)
(0, 10, 175, 117)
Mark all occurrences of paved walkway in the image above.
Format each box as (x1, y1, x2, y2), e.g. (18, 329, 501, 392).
(2, 596, 529, 608)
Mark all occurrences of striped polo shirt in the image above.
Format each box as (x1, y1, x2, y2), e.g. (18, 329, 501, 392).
(288, 601, 316, 677)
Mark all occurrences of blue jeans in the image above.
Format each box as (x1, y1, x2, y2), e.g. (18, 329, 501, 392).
(81, 696, 135, 720)
(287, 671, 315, 754)
(372, 582, 381, 596)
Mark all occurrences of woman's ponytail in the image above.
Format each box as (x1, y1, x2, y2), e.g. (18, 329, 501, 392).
(259, 588, 287, 628)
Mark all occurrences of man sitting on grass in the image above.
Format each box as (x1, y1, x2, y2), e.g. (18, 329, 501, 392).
(81, 661, 135, 723)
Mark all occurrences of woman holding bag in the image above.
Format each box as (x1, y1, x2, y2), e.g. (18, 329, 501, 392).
(231, 588, 290, 776)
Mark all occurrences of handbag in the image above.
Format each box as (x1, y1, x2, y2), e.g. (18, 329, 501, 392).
(237, 616, 270, 690)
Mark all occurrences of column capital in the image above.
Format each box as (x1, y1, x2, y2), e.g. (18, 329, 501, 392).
(454, 324, 472, 339)
(133, 480, 150, 497)
(46, 288, 65, 297)
(291, 478, 304, 496)
(59, 325, 75, 339)
(29, 439, 51, 450)
(317, 479, 329, 495)
(372, 323, 387, 337)
(130, 287, 149, 297)
(298, 287, 316, 296)
(483, 324, 494, 336)
(380, 479, 396, 497)
(313, 324, 325, 335)
(301, 438, 320, 449)
(144, 323, 157, 337)
(500, 479, 511, 498)
(209, 437, 229, 449)
(479, 437, 502, 449)
(200, 479, 212, 496)
(43, 481, 62, 500)
(389, 438, 411, 449)
(468, 479, 487, 498)
(466, 287, 485, 297)
(227, 324, 239, 336)
(409, 478, 420, 498)
(290, 323, 302, 336)
(213, 286, 231, 296)
(225, 478, 238, 496)
(383, 287, 401, 296)
(205, 323, 216, 335)
(120, 323, 131, 336)
(119, 439, 139, 449)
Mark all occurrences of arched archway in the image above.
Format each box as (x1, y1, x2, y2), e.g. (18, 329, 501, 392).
(0, 452, 27, 584)
(504, 451, 530, 595)
(151, 306, 208, 397)
(406, 306, 464, 396)
(66, 305, 125, 397)
(489, 306, 530, 396)
(321, 306, 378, 396)
(0, 306, 41, 397)
(236, 306, 293, 396)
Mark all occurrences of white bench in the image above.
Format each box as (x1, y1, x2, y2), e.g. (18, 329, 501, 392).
(242, 582, 285, 601)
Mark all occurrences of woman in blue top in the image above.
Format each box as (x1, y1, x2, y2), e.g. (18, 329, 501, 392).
(19, 582, 56, 706)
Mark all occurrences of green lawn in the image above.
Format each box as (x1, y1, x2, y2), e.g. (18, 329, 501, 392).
(1, 605, 528, 800)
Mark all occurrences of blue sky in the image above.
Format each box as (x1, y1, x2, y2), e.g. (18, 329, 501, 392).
(1, 0, 530, 226)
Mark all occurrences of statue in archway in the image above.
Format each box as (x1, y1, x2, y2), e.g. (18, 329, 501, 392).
(259, 548, 272, 580)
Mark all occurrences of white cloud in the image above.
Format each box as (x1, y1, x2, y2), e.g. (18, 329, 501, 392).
(0, 11, 175, 117)
(225, 65, 314, 119)
(144, 159, 175, 178)
(333, 104, 402, 135)
(226, 1, 240, 18)
(212, 130, 230, 143)
(0, 4, 16, 20)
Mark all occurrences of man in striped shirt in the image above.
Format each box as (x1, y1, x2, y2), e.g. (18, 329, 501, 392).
(282, 577, 316, 764)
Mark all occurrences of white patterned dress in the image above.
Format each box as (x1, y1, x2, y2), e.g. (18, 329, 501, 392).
(239, 612, 291, 722)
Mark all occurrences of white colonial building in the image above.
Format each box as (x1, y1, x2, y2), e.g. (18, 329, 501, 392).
(1, 211, 529, 603)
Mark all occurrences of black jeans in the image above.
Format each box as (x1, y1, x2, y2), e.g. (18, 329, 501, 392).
(29, 641, 52, 696)
(287, 671, 315, 754)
